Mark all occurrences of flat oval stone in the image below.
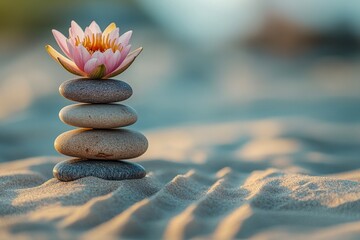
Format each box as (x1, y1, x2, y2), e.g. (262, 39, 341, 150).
(53, 159, 146, 181)
(60, 78, 132, 103)
(59, 103, 137, 129)
(55, 129, 148, 160)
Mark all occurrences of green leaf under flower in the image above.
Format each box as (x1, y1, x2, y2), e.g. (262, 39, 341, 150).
(88, 64, 106, 79)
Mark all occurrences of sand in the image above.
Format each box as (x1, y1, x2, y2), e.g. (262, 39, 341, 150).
(0, 119, 360, 240)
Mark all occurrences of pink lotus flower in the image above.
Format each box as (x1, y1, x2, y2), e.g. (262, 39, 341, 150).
(46, 21, 143, 79)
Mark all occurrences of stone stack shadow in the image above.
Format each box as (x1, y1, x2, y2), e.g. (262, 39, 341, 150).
(53, 78, 148, 181)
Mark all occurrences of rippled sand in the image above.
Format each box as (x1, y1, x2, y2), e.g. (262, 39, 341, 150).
(1, 119, 360, 239)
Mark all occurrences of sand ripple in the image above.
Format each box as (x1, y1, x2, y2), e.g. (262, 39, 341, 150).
(0, 119, 360, 239)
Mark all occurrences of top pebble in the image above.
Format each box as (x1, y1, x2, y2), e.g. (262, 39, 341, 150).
(59, 78, 133, 103)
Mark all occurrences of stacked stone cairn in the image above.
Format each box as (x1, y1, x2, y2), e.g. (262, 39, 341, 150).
(53, 78, 148, 181)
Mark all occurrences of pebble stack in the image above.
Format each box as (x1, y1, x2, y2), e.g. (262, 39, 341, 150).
(53, 78, 148, 181)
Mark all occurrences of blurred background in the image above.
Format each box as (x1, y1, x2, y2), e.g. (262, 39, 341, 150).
(0, 0, 359, 162)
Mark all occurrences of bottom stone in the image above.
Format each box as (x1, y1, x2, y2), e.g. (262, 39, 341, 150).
(53, 159, 146, 182)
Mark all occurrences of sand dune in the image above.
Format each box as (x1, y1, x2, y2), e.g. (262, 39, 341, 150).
(0, 119, 360, 239)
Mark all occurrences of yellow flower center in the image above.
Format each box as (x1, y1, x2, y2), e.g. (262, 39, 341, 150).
(75, 33, 122, 54)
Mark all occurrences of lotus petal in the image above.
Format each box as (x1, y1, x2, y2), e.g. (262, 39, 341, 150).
(70, 20, 84, 40)
(52, 30, 71, 58)
(118, 30, 132, 46)
(89, 21, 101, 34)
(45, 45, 85, 76)
(103, 22, 116, 37)
(105, 47, 143, 78)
